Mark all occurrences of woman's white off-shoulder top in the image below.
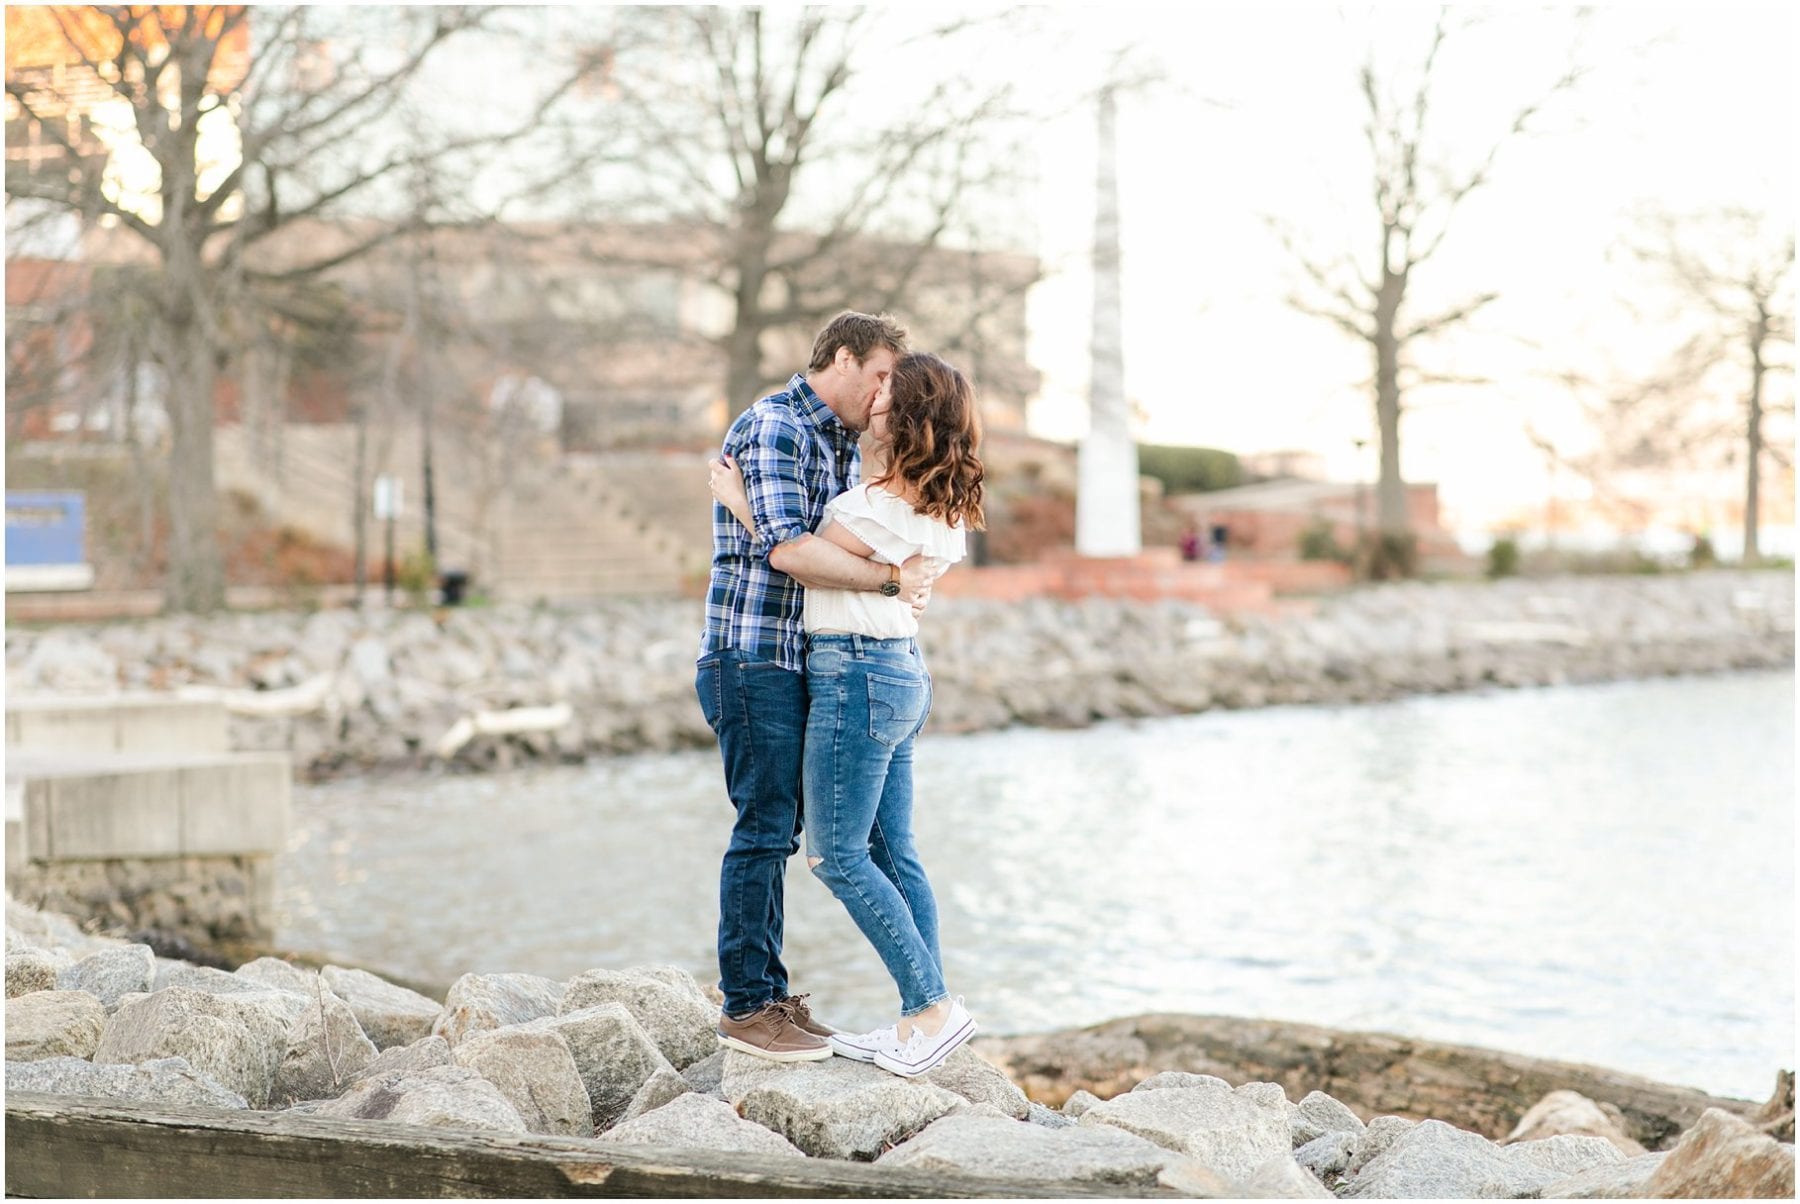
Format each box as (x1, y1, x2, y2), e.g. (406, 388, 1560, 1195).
(802, 483, 967, 638)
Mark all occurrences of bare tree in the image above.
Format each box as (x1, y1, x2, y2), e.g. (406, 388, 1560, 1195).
(1275, 9, 1590, 576)
(1548, 210, 1795, 560)
(1623, 210, 1794, 562)
(590, 7, 1037, 416)
(4, 5, 585, 611)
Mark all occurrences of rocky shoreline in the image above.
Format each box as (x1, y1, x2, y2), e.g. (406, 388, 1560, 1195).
(7, 895, 1792, 1199)
(5, 571, 1792, 777)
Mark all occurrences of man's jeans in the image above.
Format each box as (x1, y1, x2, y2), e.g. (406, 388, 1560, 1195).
(696, 649, 807, 1017)
(802, 634, 948, 1016)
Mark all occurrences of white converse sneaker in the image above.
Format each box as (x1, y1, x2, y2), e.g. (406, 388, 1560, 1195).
(828, 1023, 898, 1063)
(873, 997, 976, 1078)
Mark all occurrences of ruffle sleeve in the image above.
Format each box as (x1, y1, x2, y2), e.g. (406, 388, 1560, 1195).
(825, 485, 968, 566)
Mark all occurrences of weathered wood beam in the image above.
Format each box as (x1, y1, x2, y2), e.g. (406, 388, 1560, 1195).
(4, 1093, 1180, 1199)
(976, 1013, 1765, 1151)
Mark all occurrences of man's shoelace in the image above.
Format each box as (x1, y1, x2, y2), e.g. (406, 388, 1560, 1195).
(773, 994, 812, 1024)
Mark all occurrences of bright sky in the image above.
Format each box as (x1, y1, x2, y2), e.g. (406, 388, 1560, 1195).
(1017, 5, 1796, 533)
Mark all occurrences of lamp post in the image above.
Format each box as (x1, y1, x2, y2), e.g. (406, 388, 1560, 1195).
(1352, 437, 1369, 569)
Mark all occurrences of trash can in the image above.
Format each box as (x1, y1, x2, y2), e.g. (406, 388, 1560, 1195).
(438, 569, 470, 606)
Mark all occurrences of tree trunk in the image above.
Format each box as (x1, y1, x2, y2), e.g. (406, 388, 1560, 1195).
(1370, 271, 1413, 578)
(1743, 309, 1766, 566)
(156, 308, 226, 614)
(352, 400, 369, 607)
(725, 197, 781, 419)
(724, 286, 769, 420)
(422, 393, 438, 570)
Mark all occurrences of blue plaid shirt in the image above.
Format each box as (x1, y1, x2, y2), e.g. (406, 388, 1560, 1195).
(699, 374, 861, 672)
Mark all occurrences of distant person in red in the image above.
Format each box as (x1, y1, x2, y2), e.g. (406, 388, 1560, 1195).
(1179, 520, 1203, 562)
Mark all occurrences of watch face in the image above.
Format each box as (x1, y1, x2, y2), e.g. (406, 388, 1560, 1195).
(881, 582, 900, 596)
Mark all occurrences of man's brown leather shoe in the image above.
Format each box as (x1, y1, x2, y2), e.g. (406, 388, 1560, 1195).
(717, 1001, 832, 1061)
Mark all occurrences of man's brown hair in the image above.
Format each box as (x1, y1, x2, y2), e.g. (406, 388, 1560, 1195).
(807, 311, 909, 372)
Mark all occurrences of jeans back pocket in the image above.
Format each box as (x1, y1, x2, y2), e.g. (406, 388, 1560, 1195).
(866, 671, 928, 748)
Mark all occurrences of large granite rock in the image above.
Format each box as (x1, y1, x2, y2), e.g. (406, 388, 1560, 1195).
(7, 1055, 249, 1109)
(1289, 1088, 1367, 1147)
(560, 967, 716, 1069)
(1346, 1115, 1417, 1175)
(1535, 1151, 1669, 1198)
(616, 1067, 693, 1127)
(313, 1065, 528, 1133)
(681, 1050, 726, 1097)
(7, 990, 108, 1061)
(321, 966, 440, 1050)
(430, 972, 563, 1047)
(1294, 1128, 1359, 1182)
(1343, 1118, 1623, 1198)
(155, 963, 276, 996)
(1241, 1154, 1335, 1199)
(348, 1035, 453, 1086)
(56, 944, 154, 1009)
(1245, 1151, 1346, 1195)
(599, 1091, 805, 1158)
(1079, 1077, 1293, 1181)
(450, 1024, 592, 1137)
(5, 897, 93, 951)
(1638, 1107, 1795, 1199)
(6, 949, 63, 999)
(877, 1113, 1183, 1186)
(234, 957, 322, 996)
(1505, 1089, 1646, 1156)
(93, 986, 290, 1109)
(510, 1003, 674, 1131)
(721, 1050, 965, 1160)
(1750, 1069, 1793, 1143)
(924, 1045, 1030, 1119)
(1062, 1089, 1103, 1118)
(271, 986, 379, 1107)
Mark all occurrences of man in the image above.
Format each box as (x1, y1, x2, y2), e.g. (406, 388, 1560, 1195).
(695, 311, 932, 1061)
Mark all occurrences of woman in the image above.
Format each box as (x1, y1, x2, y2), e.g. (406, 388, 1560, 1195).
(708, 351, 984, 1077)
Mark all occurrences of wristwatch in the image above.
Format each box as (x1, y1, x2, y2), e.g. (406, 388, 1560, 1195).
(880, 564, 901, 597)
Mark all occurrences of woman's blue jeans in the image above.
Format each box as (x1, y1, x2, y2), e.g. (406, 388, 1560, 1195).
(803, 634, 948, 1016)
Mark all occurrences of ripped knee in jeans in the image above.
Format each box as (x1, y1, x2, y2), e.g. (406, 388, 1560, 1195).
(807, 856, 823, 870)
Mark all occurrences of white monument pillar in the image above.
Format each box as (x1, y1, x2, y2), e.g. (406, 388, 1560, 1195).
(1076, 84, 1141, 558)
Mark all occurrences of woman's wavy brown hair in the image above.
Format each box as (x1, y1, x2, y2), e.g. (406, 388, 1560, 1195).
(872, 352, 986, 531)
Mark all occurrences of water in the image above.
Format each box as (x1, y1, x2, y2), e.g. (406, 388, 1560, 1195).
(275, 669, 1795, 1101)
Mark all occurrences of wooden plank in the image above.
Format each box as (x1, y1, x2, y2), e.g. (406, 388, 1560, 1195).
(977, 1013, 1763, 1150)
(5, 1094, 1181, 1199)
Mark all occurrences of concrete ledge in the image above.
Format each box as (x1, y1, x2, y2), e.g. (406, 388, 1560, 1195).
(7, 751, 289, 862)
(6, 694, 229, 756)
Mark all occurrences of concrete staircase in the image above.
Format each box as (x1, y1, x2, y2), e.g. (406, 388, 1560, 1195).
(214, 425, 697, 601)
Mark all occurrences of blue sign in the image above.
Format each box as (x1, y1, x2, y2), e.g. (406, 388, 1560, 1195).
(6, 492, 94, 591)
(6, 492, 86, 566)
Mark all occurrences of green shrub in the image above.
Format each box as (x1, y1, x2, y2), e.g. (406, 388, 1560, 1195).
(1487, 537, 1521, 579)
(1299, 516, 1348, 563)
(395, 548, 436, 606)
(1136, 444, 1243, 494)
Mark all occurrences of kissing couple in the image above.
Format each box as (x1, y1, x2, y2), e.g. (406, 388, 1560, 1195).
(694, 310, 983, 1077)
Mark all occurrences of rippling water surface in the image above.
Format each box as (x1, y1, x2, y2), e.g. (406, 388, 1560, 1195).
(276, 668, 1794, 1100)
